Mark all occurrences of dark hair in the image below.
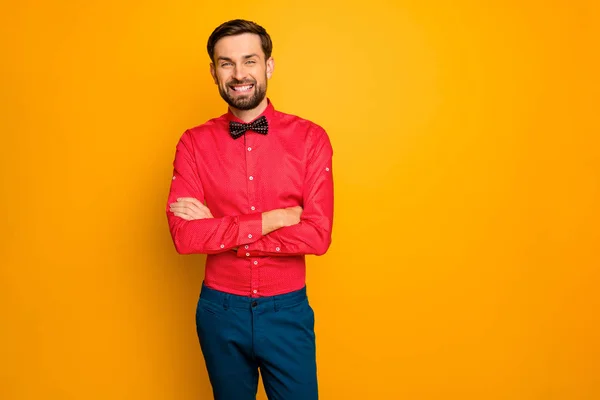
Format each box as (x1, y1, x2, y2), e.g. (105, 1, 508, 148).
(207, 19, 273, 63)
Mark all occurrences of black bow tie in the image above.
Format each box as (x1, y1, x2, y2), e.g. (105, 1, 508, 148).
(229, 115, 269, 139)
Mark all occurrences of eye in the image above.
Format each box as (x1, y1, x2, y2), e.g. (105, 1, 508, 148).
(221, 62, 232, 67)
(246, 60, 256, 64)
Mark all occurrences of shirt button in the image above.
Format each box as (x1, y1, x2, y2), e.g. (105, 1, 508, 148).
(245, 245, 249, 249)
(254, 261, 258, 266)
(249, 176, 254, 181)
(248, 234, 252, 239)
(246, 253, 250, 257)
(251, 206, 256, 211)
(172, 176, 176, 180)
(326, 167, 330, 171)
(253, 290, 257, 294)
(247, 147, 252, 151)
(220, 244, 224, 248)
(275, 247, 280, 252)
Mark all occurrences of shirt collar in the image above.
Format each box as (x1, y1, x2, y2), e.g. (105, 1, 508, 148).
(225, 98, 275, 124)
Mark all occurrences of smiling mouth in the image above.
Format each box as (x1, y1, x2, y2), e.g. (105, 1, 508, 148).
(230, 84, 254, 93)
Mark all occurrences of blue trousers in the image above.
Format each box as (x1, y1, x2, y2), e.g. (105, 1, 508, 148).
(195, 283, 318, 400)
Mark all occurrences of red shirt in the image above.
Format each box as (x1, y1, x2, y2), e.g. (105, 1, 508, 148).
(166, 99, 334, 297)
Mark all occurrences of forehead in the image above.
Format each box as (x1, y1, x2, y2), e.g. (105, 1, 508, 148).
(213, 33, 264, 60)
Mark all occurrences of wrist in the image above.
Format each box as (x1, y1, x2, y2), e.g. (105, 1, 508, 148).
(262, 209, 285, 235)
(276, 209, 287, 228)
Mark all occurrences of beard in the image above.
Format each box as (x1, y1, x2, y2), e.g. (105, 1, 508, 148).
(217, 76, 268, 111)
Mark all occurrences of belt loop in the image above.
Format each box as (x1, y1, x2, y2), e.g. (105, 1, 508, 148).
(223, 294, 229, 310)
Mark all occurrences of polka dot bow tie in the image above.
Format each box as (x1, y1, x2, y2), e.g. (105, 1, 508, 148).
(229, 115, 269, 139)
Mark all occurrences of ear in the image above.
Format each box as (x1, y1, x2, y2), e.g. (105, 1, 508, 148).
(209, 63, 218, 84)
(266, 57, 275, 79)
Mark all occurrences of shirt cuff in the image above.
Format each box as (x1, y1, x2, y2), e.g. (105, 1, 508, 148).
(237, 241, 283, 257)
(236, 212, 262, 247)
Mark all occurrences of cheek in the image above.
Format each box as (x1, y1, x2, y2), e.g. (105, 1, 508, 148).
(215, 71, 229, 85)
(256, 69, 268, 82)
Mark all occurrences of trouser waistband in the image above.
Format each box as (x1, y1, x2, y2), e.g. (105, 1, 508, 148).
(200, 282, 308, 310)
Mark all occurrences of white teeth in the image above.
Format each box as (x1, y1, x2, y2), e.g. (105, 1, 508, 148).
(233, 85, 253, 91)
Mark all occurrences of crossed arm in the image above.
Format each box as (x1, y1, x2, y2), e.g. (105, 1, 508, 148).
(166, 127, 334, 257)
(170, 198, 302, 243)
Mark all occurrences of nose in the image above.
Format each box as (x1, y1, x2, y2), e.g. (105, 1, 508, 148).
(233, 64, 248, 81)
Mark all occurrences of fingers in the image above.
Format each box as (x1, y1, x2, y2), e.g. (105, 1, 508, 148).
(172, 211, 193, 220)
(180, 198, 213, 215)
(169, 198, 214, 220)
(170, 207, 212, 220)
(180, 200, 211, 217)
(170, 204, 212, 219)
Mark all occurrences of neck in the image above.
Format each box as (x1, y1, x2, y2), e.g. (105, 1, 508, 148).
(230, 98, 269, 123)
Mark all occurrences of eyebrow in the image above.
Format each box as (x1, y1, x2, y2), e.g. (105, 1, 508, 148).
(217, 54, 260, 62)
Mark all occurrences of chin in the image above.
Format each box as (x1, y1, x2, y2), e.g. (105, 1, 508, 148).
(219, 86, 266, 111)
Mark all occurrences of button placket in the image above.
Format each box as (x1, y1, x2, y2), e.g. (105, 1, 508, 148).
(245, 135, 259, 216)
(250, 257, 259, 297)
(251, 256, 260, 299)
(245, 136, 257, 211)
(245, 135, 259, 297)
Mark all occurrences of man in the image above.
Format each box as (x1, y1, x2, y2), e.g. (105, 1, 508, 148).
(165, 19, 334, 400)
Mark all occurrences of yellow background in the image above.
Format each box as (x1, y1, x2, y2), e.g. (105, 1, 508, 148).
(1, 1, 599, 399)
